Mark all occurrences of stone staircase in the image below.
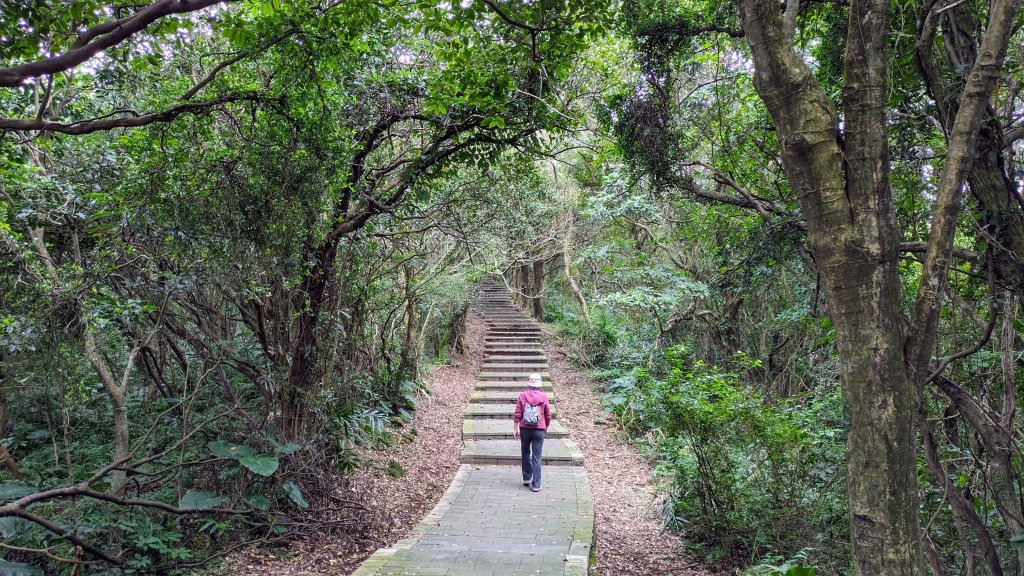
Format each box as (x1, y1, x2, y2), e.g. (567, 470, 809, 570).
(461, 283, 583, 466)
(351, 281, 593, 576)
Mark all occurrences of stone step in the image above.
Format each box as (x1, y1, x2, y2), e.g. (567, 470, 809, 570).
(487, 322, 539, 327)
(484, 344, 542, 349)
(479, 363, 550, 370)
(484, 348, 545, 355)
(470, 390, 556, 403)
(463, 419, 569, 439)
(476, 381, 553, 392)
(464, 403, 556, 419)
(480, 371, 551, 381)
(460, 438, 584, 466)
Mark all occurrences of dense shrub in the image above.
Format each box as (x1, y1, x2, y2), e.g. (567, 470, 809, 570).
(602, 346, 847, 568)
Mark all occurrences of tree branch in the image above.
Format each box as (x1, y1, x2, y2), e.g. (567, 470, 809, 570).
(0, 94, 265, 135)
(0, 0, 232, 88)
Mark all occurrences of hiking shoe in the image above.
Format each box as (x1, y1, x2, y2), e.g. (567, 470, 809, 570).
(522, 480, 531, 486)
(531, 486, 541, 492)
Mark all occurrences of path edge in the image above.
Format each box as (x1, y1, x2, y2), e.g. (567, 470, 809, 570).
(349, 465, 472, 576)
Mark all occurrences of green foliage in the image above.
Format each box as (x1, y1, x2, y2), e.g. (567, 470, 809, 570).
(386, 459, 407, 479)
(743, 549, 819, 576)
(600, 347, 845, 565)
(180, 491, 226, 510)
(0, 559, 44, 576)
(282, 481, 309, 510)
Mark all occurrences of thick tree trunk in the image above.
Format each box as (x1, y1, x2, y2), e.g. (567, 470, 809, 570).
(735, 0, 926, 572)
(281, 240, 338, 442)
(530, 259, 544, 319)
(517, 262, 531, 309)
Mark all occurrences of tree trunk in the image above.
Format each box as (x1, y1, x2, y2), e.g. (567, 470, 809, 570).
(917, 2, 1024, 302)
(0, 356, 24, 480)
(83, 326, 132, 497)
(449, 305, 469, 355)
(281, 239, 338, 442)
(735, 0, 926, 572)
(399, 264, 419, 383)
(530, 259, 544, 319)
(517, 262, 531, 309)
(561, 225, 591, 326)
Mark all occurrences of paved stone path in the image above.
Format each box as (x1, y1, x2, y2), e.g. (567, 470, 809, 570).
(352, 281, 593, 576)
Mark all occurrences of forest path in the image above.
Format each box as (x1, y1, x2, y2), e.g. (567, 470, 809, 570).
(351, 282, 593, 576)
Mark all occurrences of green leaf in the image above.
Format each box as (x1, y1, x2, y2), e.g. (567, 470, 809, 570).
(0, 482, 36, 504)
(282, 481, 308, 509)
(272, 441, 302, 455)
(179, 490, 225, 510)
(239, 455, 279, 477)
(245, 494, 272, 511)
(481, 116, 505, 129)
(0, 517, 28, 539)
(0, 559, 44, 576)
(207, 440, 255, 459)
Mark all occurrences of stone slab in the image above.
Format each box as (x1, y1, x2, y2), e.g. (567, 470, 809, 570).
(479, 372, 551, 381)
(476, 382, 553, 392)
(464, 403, 557, 419)
(460, 439, 584, 466)
(464, 419, 569, 439)
(475, 360, 548, 368)
(469, 391, 555, 403)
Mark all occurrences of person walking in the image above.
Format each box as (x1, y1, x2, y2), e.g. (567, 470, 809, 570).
(513, 373, 551, 492)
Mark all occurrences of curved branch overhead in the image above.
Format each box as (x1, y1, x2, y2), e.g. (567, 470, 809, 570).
(0, 94, 265, 135)
(0, 0, 233, 88)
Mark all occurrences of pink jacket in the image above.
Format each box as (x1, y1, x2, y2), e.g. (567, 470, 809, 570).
(514, 389, 551, 430)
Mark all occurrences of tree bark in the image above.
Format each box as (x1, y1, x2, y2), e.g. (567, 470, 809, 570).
(83, 326, 132, 497)
(530, 258, 544, 319)
(517, 262, 531, 309)
(399, 264, 419, 383)
(561, 224, 591, 326)
(0, 355, 24, 480)
(917, 1, 1024, 302)
(907, 0, 1024, 382)
(735, 0, 926, 572)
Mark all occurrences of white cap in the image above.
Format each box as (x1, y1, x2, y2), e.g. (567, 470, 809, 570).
(527, 373, 543, 388)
